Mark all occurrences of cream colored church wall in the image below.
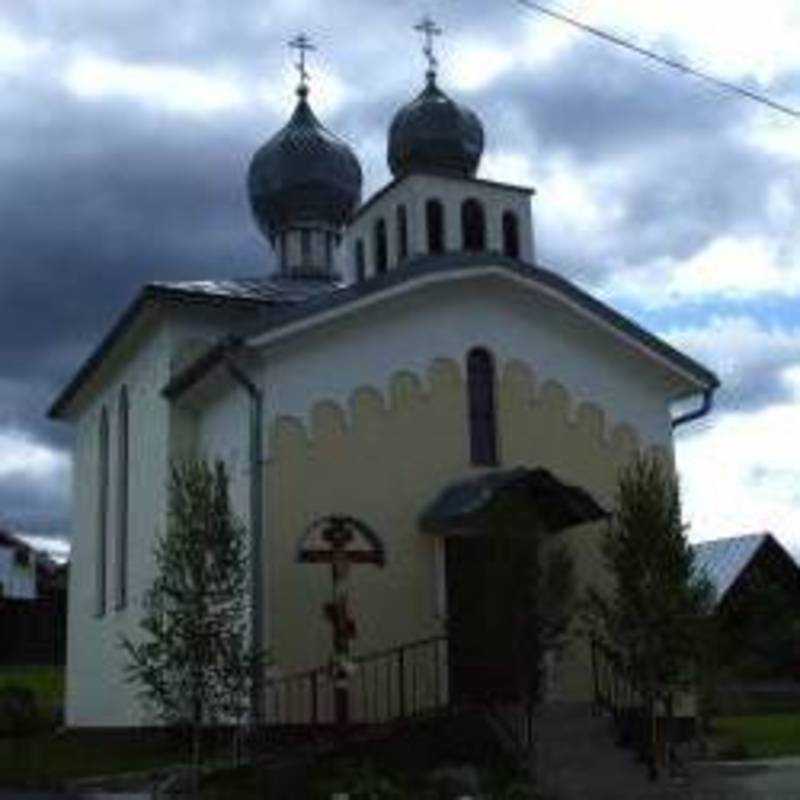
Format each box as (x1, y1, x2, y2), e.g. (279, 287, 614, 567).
(66, 322, 175, 727)
(265, 354, 666, 705)
(190, 274, 683, 708)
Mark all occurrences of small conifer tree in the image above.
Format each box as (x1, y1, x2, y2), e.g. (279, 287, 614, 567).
(584, 452, 713, 764)
(121, 459, 262, 783)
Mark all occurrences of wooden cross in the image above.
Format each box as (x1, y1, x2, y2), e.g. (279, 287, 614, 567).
(414, 15, 442, 76)
(298, 515, 384, 724)
(288, 33, 316, 92)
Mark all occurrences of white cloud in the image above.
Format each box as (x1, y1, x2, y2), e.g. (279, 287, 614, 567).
(607, 234, 800, 308)
(0, 22, 49, 77)
(678, 392, 800, 558)
(581, 0, 800, 83)
(256, 61, 349, 117)
(665, 316, 800, 392)
(0, 432, 68, 481)
(63, 53, 247, 115)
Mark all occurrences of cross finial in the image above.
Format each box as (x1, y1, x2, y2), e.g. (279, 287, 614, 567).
(289, 33, 316, 96)
(414, 15, 442, 80)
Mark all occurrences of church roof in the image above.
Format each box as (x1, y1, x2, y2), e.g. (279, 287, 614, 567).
(48, 276, 340, 418)
(51, 255, 719, 418)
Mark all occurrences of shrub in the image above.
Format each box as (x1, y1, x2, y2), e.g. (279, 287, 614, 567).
(0, 685, 42, 736)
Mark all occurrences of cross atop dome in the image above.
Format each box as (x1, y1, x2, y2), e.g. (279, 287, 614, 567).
(289, 32, 316, 97)
(414, 15, 442, 80)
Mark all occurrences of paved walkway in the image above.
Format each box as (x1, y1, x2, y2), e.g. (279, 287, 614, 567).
(531, 703, 800, 799)
(691, 756, 800, 799)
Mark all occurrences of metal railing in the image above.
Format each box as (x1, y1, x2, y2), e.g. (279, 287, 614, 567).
(264, 635, 449, 726)
(591, 638, 656, 775)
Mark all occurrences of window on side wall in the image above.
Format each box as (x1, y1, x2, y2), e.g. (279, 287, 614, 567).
(115, 386, 130, 610)
(96, 407, 109, 617)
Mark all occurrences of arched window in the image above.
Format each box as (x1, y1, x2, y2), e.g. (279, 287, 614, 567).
(116, 385, 129, 610)
(426, 199, 445, 255)
(95, 407, 109, 617)
(396, 205, 408, 263)
(374, 218, 388, 274)
(300, 229, 312, 268)
(502, 211, 520, 259)
(467, 348, 498, 466)
(355, 239, 366, 282)
(461, 199, 486, 252)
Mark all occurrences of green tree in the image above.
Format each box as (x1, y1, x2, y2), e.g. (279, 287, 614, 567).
(121, 459, 263, 785)
(584, 452, 713, 739)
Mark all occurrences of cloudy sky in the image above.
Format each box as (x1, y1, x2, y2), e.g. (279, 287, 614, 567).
(1, 0, 799, 561)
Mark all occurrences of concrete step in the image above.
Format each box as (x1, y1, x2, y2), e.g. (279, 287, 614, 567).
(532, 702, 691, 800)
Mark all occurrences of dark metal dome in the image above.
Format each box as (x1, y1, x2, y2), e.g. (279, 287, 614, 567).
(248, 90, 363, 241)
(388, 73, 484, 179)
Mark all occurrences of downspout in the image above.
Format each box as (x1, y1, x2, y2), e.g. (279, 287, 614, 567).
(224, 357, 265, 726)
(671, 388, 715, 429)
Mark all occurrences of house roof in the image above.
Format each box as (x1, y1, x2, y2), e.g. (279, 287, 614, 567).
(419, 466, 608, 536)
(692, 533, 773, 602)
(53, 254, 719, 418)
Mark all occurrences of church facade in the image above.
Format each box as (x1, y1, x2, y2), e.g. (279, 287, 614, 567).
(50, 35, 718, 728)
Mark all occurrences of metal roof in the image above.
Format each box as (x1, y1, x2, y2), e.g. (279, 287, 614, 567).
(150, 276, 343, 305)
(692, 533, 770, 602)
(419, 466, 608, 536)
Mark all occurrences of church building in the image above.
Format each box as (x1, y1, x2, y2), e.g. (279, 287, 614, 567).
(50, 26, 718, 728)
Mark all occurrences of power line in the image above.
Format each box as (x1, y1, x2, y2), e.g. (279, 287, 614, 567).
(511, 0, 800, 120)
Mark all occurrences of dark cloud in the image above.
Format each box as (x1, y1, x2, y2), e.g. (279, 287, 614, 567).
(0, 2, 797, 536)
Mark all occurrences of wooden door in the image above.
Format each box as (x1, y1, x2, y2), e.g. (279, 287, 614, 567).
(445, 536, 516, 703)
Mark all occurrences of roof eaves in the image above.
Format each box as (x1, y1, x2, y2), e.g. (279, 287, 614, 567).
(161, 334, 244, 402)
(47, 283, 279, 420)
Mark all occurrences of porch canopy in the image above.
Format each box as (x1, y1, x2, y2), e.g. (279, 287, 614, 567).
(419, 466, 608, 537)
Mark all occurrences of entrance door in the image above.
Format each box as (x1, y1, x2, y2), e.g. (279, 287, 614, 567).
(445, 536, 516, 703)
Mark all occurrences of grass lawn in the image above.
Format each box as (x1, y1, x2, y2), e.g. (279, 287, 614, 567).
(713, 713, 800, 759)
(0, 731, 197, 789)
(0, 665, 64, 719)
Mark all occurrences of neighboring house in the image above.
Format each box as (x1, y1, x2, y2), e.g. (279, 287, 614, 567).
(49, 46, 719, 728)
(0, 529, 68, 665)
(0, 529, 37, 600)
(693, 532, 800, 678)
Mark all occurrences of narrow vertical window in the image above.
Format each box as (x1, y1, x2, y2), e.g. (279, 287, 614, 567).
(374, 218, 388, 274)
(461, 199, 486, 252)
(355, 239, 365, 282)
(467, 348, 498, 466)
(300, 229, 312, 268)
(502, 211, 520, 259)
(426, 199, 445, 255)
(116, 385, 129, 610)
(279, 231, 287, 271)
(95, 407, 109, 617)
(324, 231, 333, 269)
(396, 205, 408, 263)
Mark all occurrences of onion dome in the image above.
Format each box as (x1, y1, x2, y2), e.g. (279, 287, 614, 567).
(388, 72, 484, 179)
(248, 87, 363, 242)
